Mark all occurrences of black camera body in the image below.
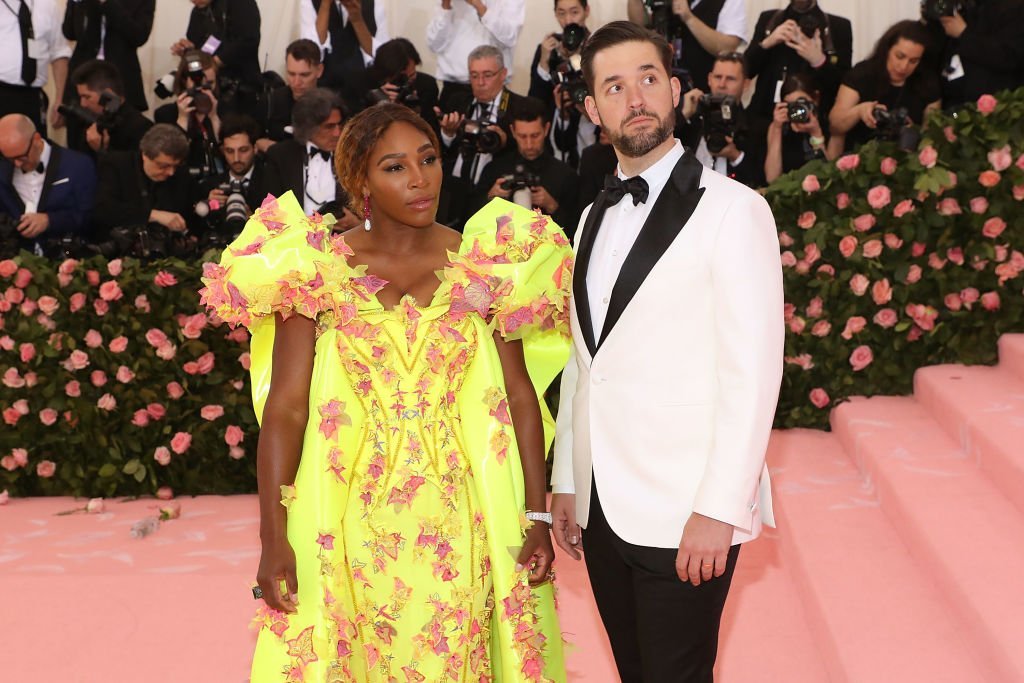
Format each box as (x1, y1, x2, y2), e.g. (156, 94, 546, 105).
(787, 98, 817, 124)
(872, 106, 921, 151)
(699, 94, 742, 155)
(555, 22, 588, 53)
(41, 233, 94, 260)
(0, 213, 21, 258)
(921, 0, 975, 21)
(58, 89, 123, 132)
(500, 165, 541, 194)
(644, 0, 673, 39)
(91, 224, 174, 261)
(551, 53, 589, 106)
(195, 178, 251, 239)
(460, 118, 504, 155)
(368, 72, 421, 108)
(183, 50, 215, 116)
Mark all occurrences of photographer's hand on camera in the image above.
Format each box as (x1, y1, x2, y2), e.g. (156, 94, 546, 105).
(672, 0, 693, 21)
(540, 34, 561, 68)
(208, 187, 229, 206)
(17, 214, 50, 240)
(940, 12, 967, 38)
(175, 92, 196, 129)
(488, 177, 513, 200)
(859, 101, 882, 129)
(530, 186, 558, 215)
(761, 19, 799, 50)
(787, 29, 826, 67)
(85, 124, 111, 153)
(681, 87, 704, 121)
(436, 109, 465, 139)
(716, 137, 742, 164)
(150, 209, 188, 233)
(171, 38, 196, 58)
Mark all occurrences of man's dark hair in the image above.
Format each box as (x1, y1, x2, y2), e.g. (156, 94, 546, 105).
(140, 124, 189, 161)
(286, 38, 322, 66)
(71, 59, 125, 97)
(581, 21, 673, 94)
(371, 38, 420, 83)
(219, 114, 261, 145)
(511, 97, 550, 125)
(292, 88, 343, 143)
(712, 51, 747, 79)
(554, 0, 588, 8)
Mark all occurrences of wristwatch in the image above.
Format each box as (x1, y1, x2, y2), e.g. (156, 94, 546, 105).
(526, 511, 553, 525)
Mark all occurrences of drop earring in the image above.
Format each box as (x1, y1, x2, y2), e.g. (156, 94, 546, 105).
(363, 195, 372, 232)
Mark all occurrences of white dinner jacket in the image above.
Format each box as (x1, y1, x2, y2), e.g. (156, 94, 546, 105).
(551, 150, 784, 548)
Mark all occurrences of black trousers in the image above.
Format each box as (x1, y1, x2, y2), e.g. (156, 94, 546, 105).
(0, 84, 46, 135)
(584, 481, 741, 683)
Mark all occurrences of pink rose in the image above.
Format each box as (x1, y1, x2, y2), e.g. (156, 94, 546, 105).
(67, 349, 89, 371)
(905, 265, 923, 284)
(57, 258, 78, 275)
(809, 388, 830, 409)
(806, 297, 823, 318)
(784, 303, 795, 321)
(928, 253, 947, 270)
(893, 199, 915, 218)
(224, 425, 244, 447)
(170, 432, 192, 454)
(21, 371, 34, 387)
(97, 393, 117, 411)
(778, 232, 794, 247)
(852, 215, 876, 232)
(905, 304, 938, 331)
(841, 316, 867, 340)
(201, 405, 225, 421)
(937, 198, 962, 215)
(795, 260, 810, 275)
(93, 299, 108, 316)
(947, 247, 964, 265)
(862, 240, 883, 259)
(226, 327, 249, 344)
(196, 351, 215, 374)
(981, 292, 1001, 311)
(780, 251, 797, 268)
(116, 366, 135, 383)
(156, 343, 177, 360)
(788, 317, 806, 334)
(1014, 185, 1024, 201)
(867, 185, 892, 210)
(13, 448, 27, 467)
(811, 320, 831, 337)
(154, 271, 178, 287)
(36, 460, 56, 478)
(836, 154, 860, 171)
(982, 217, 1007, 238)
(944, 126, 957, 142)
(84, 329, 103, 348)
(977, 94, 997, 114)
(988, 145, 1012, 172)
(19, 342, 35, 363)
(90, 370, 107, 387)
(5, 286, 24, 305)
(167, 382, 185, 399)
(1, 456, 16, 471)
(0, 260, 17, 278)
(12, 400, 28, 415)
(109, 336, 128, 353)
(229, 446, 245, 460)
(979, 170, 1001, 188)
(911, 242, 927, 258)
(107, 259, 123, 277)
(880, 157, 897, 175)
(98, 280, 122, 302)
(960, 287, 980, 306)
(134, 294, 151, 313)
(69, 292, 86, 312)
(785, 354, 814, 370)
(19, 299, 37, 316)
(797, 211, 817, 229)
(995, 245, 1009, 262)
(132, 410, 150, 427)
(3, 367, 25, 388)
(849, 274, 870, 296)
(849, 345, 874, 372)
(836, 193, 850, 210)
(871, 278, 893, 305)
(884, 233, 904, 250)
(39, 408, 58, 426)
(969, 197, 990, 214)
(57, 273, 73, 288)
(65, 381, 81, 397)
(945, 293, 963, 311)
(145, 329, 169, 348)
(0, 336, 12, 351)
(14, 268, 31, 288)
(239, 352, 251, 370)
(146, 403, 166, 420)
(156, 486, 174, 500)
(801, 174, 820, 192)
(918, 146, 938, 169)
(37, 296, 59, 316)
(154, 447, 172, 466)
(180, 313, 208, 340)
(839, 235, 858, 258)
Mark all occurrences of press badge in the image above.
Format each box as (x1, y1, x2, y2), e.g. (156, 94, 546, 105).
(945, 54, 965, 81)
(201, 36, 222, 55)
(27, 38, 45, 60)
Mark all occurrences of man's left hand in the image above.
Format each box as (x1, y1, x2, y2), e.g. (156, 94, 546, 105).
(940, 14, 967, 38)
(717, 137, 742, 163)
(787, 29, 826, 67)
(17, 213, 50, 239)
(531, 186, 558, 214)
(672, 0, 693, 21)
(676, 512, 733, 586)
(85, 123, 110, 152)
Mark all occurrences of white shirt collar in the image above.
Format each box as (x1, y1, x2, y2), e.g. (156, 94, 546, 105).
(230, 165, 255, 183)
(616, 139, 685, 200)
(23, 141, 52, 175)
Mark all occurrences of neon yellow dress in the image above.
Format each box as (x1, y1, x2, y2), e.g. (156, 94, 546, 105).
(201, 192, 572, 682)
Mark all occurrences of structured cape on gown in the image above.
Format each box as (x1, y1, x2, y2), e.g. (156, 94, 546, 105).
(201, 192, 571, 682)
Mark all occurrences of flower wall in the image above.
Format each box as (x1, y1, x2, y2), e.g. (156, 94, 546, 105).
(3, 91, 1024, 496)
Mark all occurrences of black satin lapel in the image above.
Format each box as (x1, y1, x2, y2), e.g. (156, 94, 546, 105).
(598, 154, 706, 348)
(572, 192, 609, 357)
(38, 147, 63, 210)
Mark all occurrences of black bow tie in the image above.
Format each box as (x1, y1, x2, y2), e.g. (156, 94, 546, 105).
(308, 147, 331, 162)
(603, 174, 649, 206)
(21, 162, 44, 175)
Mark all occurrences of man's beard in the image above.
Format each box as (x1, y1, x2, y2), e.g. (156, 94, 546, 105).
(607, 107, 675, 158)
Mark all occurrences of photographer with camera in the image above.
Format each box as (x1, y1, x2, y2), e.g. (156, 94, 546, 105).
(626, 0, 747, 93)
(0, 113, 96, 257)
(0, 0, 71, 135)
(363, 38, 440, 135)
(744, 0, 852, 123)
(196, 114, 265, 245)
(923, 0, 1024, 110)
(435, 44, 526, 227)
(830, 20, 941, 154)
(65, 60, 152, 156)
(93, 123, 196, 258)
(765, 72, 833, 184)
(258, 39, 324, 151)
(678, 52, 767, 188)
(472, 97, 579, 234)
(155, 50, 226, 183)
(171, 0, 261, 89)
(302, 0, 388, 111)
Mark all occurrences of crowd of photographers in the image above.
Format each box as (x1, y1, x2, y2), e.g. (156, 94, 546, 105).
(1, 0, 1022, 261)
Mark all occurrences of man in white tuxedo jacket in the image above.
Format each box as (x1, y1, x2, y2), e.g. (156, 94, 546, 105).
(549, 21, 784, 682)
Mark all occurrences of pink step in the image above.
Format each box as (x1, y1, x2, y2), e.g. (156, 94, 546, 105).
(767, 430, 982, 683)
(914, 364, 1024, 514)
(832, 397, 1024, 682)
(998, 334, 1024, 382)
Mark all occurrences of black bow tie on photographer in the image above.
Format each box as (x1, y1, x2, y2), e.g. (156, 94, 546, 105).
(603, 174, 649, 206)
(21, 162, 44, 175)
(308, 147, 331, 162)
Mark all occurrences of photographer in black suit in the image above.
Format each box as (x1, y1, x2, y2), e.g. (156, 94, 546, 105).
(66, 60, 152, 156)
(744, 0, 852, 122)
(197, 114, 266, 243)
(172, 0, 261, 87)
(363, 38, 440, 136)
(257, 39, 323, 151)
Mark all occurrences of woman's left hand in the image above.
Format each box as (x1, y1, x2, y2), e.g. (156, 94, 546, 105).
(516, 522, 555, 586)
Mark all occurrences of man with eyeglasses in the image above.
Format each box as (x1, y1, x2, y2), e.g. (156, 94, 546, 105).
(0, 113, 96, 254)
(0, 0, 72, 134)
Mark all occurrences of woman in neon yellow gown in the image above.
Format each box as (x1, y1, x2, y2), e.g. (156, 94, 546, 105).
(201, 103, 571, 681)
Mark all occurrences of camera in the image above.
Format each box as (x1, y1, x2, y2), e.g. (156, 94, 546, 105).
(460, 117, 504, 155)
(0, 214, 21, 258)
(501, 164, 541, 210)
(368, 73, 421, 109)
(195, 179, 251, 239)
(41, 234, 94, 260)
(921, 0, 975, 21)
(91, 224, 173, 261)
(183, 50, 214, 116)
(57, 89, 123, 132)
(552, 53, 589, 106)
(787, 98, 817, 124)
(698, 94, 742, 155)
(872, 106, 920, 151)
(556, 22, 588, 53)
(644, 0, 673, 39)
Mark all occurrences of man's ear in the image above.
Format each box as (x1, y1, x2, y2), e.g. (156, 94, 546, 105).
(316, 64, 324, 79)
(584, 95, 602, 127)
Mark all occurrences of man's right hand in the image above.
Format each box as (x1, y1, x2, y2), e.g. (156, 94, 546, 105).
(680, 87, 704, 121)
(761, 19, 797, 49)
(488, 177, 512, 199)
(150, 210, 187, 232)
(170, 38, 194, 57)
(539, 33, 560, 66)
(860, 101, 882, 129)
(208, 188, 228, 206)
(256, 536, 299, 613)
(771, 101, 789, 130)
(435, 108, 464, 138)
(550, 493, 582, 560)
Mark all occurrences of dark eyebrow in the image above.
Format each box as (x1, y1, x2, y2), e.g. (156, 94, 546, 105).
(601, 63, 659, 87)
(376, 143, 436, 165)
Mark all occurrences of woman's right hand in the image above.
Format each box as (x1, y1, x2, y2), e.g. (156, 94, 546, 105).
(771, 102, 789, 129)
(257, 536, 299, 613)
(860, 101, 882, 129)
(176, 92, 195, 118)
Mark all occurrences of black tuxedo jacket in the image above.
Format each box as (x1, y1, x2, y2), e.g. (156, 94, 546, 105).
(262, 87, 295, 142)
(93, 151, 196, 238)
(62, 0, 155, 112)
(263, 140, 346, 212)
(0, 146, 97, 243)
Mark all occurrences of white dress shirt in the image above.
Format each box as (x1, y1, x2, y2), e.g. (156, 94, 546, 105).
(299, 0, 389, 66)
(586, 140, 685, 338)
(0, 0, 71, 88)
(303, 143, 336, 216)
(694, 0, 747, 41)
(12, 140, 51, 214)
(694, 136, 744, 178)
(550, 109, 597, 165)
(426, 0, 524, 83)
